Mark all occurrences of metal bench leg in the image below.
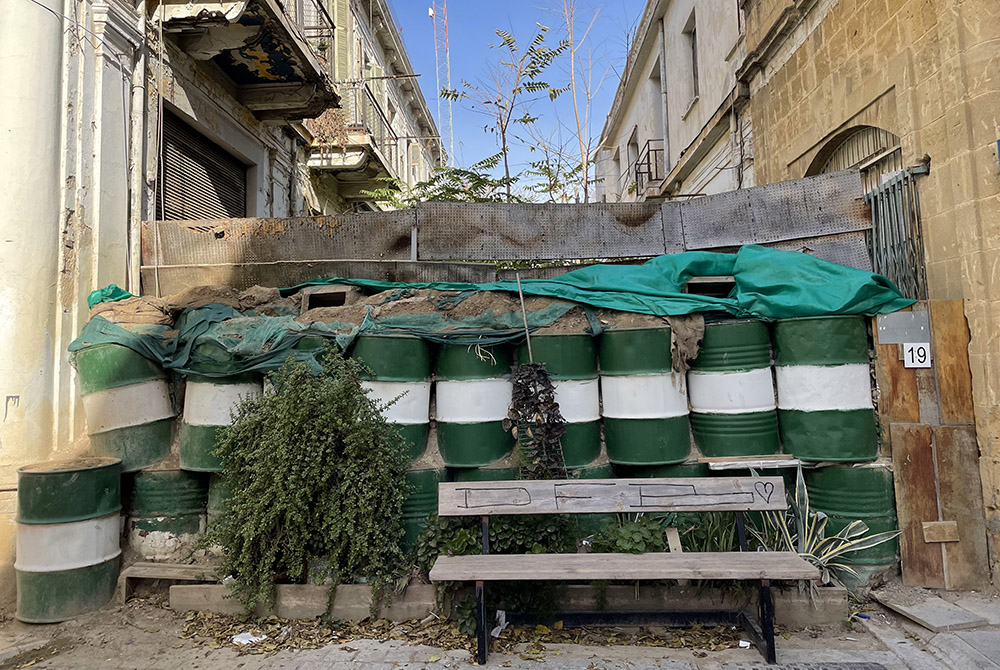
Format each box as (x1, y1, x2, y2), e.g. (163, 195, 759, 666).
(476, 580, 488, 664)
(759, 579, 776, 664)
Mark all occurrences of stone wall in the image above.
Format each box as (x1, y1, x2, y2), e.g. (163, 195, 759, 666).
(742, 0, 1000, 578)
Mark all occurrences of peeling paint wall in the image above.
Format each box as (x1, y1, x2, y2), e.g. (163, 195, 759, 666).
(0, 0, 317, 609)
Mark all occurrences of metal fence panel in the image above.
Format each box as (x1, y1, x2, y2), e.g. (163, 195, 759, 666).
(416, 202, 667, 261)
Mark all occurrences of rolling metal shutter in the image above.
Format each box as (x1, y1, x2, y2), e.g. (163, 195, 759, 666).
(156, 111, 248, 220)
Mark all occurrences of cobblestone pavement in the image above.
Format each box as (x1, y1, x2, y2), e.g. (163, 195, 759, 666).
(0, 601, 936, 670)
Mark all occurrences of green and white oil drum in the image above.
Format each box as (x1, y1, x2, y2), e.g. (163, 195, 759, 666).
(806, 464, 899, 584)
(126, 470, 208, 561)
(179, 372, 261, 471)
(599, 327, 690, 465)
(773, 316, 877, 461)
(402, 468, 447, 551)
(688, 320, 779, 457)
(15, 458, 122, 622)
(74, 340, 173, 472)
(517, 334, 600, 468)
(206, 473, 233, 529)
(435, 343, 514, 468)
(352, 335, 432, 462)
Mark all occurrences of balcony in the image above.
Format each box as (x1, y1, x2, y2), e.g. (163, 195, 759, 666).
(619, 139, 665, 200)
(307, 84, 402, 202)
(163, 0, 340, 119)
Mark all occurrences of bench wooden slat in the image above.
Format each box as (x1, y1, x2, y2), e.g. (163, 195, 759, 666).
(429, 552, 819, 582)
(437, 477, 786, 516)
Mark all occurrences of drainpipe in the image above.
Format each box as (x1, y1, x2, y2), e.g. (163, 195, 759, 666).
(659, 16, 672, 175)
(128, 0, 147, 291)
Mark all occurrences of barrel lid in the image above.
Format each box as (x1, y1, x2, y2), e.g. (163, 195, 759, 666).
(602, 326, 671, 333)
(775, 314, 865, 323)
(19, 457, 121, 474)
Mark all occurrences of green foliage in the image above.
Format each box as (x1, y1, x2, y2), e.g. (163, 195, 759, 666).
(360, 154, 525, 207)
(207, 347, 410, 614)
(505, 363, 568, 480)
(591, 514, 668, 554)
(750, 467, 901, 586)
(677, 512, 739, 553)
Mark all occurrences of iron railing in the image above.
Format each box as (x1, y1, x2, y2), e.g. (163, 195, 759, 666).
(341, 84, 400, 175)
(865, 164, 929, 299)
(282, 0, 336, 76)
(618, 139, 664, 199)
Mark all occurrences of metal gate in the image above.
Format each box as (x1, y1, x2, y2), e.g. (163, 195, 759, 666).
(865, 165, 929, 299)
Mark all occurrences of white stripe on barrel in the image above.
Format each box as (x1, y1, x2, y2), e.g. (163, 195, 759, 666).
(600, 374, 689, 419)
(687, 368, 776, 414)
(775, 364, 873, 411)
(553, 379, 600, 423)
(81, 380, 173, 433)
(362, 381, 432, 424)
(436, 379, 512, 423)
(15, 514, 121, 572)
(184, 381, 261, 427)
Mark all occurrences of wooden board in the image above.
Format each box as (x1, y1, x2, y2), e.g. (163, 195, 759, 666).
(935, 425, 991, 589)
(929, 300, 976, 425)
(923, 521, 960, 543)
(437, 477, 787, 516)
(429, 552, 819, 582)
(873, 590, 988, 632)
(873, 312, 920, 449)
(890, 423, 945, 588)
(116, 561, 219, 604)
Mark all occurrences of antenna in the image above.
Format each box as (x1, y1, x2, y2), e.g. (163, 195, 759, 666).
(430, 1, 454, 166)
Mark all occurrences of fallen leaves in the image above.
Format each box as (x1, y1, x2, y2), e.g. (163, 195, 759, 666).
(179, 609, 744, 661)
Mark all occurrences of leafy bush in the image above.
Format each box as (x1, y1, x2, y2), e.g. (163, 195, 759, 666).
(207, 347, 410, 613)
(591, 514, 668, 554)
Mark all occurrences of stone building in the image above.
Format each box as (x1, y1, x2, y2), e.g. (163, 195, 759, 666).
(596, 0, 1000, 586)
(593, 0, 754, 202)
(307, 0, 443, 212)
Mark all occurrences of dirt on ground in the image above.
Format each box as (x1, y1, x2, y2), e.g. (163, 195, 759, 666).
(91, 296, 174, 326)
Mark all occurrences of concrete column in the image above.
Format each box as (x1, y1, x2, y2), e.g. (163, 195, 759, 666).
(0, 0, 65, 605)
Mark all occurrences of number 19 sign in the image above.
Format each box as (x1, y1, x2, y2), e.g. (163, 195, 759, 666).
(903, 342, 931, 368)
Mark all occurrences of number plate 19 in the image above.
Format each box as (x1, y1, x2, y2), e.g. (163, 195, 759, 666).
(903, 343, 932, 368)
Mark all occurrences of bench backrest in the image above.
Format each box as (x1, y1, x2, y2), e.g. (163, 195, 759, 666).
(437, 477, 786, 517)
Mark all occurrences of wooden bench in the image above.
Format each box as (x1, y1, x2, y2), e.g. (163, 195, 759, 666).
(428, 476, 820, 664)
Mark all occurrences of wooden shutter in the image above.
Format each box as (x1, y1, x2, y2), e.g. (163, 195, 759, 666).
(156, 111, 248, 221)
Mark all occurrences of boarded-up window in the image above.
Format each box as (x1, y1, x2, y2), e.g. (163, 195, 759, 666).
(156, 111, 247, 220)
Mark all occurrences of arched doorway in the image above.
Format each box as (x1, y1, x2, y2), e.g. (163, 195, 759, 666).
(811, 126, 926, 299)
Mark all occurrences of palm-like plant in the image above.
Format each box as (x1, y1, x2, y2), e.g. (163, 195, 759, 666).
(750, 466, 900, 587)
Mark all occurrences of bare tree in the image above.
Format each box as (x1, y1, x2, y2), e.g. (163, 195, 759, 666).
(443, 25, 568, 201)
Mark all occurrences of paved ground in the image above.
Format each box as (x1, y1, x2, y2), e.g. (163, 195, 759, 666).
(2, 589, 998, 670)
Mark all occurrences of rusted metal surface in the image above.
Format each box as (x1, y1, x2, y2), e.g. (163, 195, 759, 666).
(416, 202, 671, 261)
(141, 213, 415, 267)
(141, 171, 874, 290)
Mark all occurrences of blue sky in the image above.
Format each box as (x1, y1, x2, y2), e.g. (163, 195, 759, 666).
(389, 0, 644, 194)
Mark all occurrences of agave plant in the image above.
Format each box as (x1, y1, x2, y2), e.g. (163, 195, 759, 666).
(750, 466, 901, 587)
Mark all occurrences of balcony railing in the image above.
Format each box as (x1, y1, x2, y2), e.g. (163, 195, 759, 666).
(618, 139, 665, 199)
(341, 83, 400, 175)
(282, 0, 337, 77)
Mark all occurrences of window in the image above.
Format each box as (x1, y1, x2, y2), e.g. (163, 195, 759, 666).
(683, 10, 699, 102)
(155, 111, 248, 221)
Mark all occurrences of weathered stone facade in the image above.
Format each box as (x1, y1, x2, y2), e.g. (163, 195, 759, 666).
(741, 0, 1000, 579)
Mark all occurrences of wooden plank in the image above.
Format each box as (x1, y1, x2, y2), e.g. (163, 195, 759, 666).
(665, 528, 684, 553)
(935, 425, 991, 589)
(437, 477, 787, 516)
(698, 455, 795, 463)
(929, 300, 976, 425)
(890, 423, 945, 588)
(873, 313, 920, 449)
(873, 590, 988, 632)
(121, 562, 218, 580)
(429, 552, 820, 582)
(923, 521, 960, 543)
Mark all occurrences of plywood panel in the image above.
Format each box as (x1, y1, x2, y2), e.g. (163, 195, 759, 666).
(935, 425, 990, 589)
(890, 423, 945, 588)
(873, 314, 920, 449)
(929, 300, 976, 425)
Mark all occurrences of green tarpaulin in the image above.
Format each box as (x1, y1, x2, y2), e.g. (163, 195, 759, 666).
(74, 246, 913, 376)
